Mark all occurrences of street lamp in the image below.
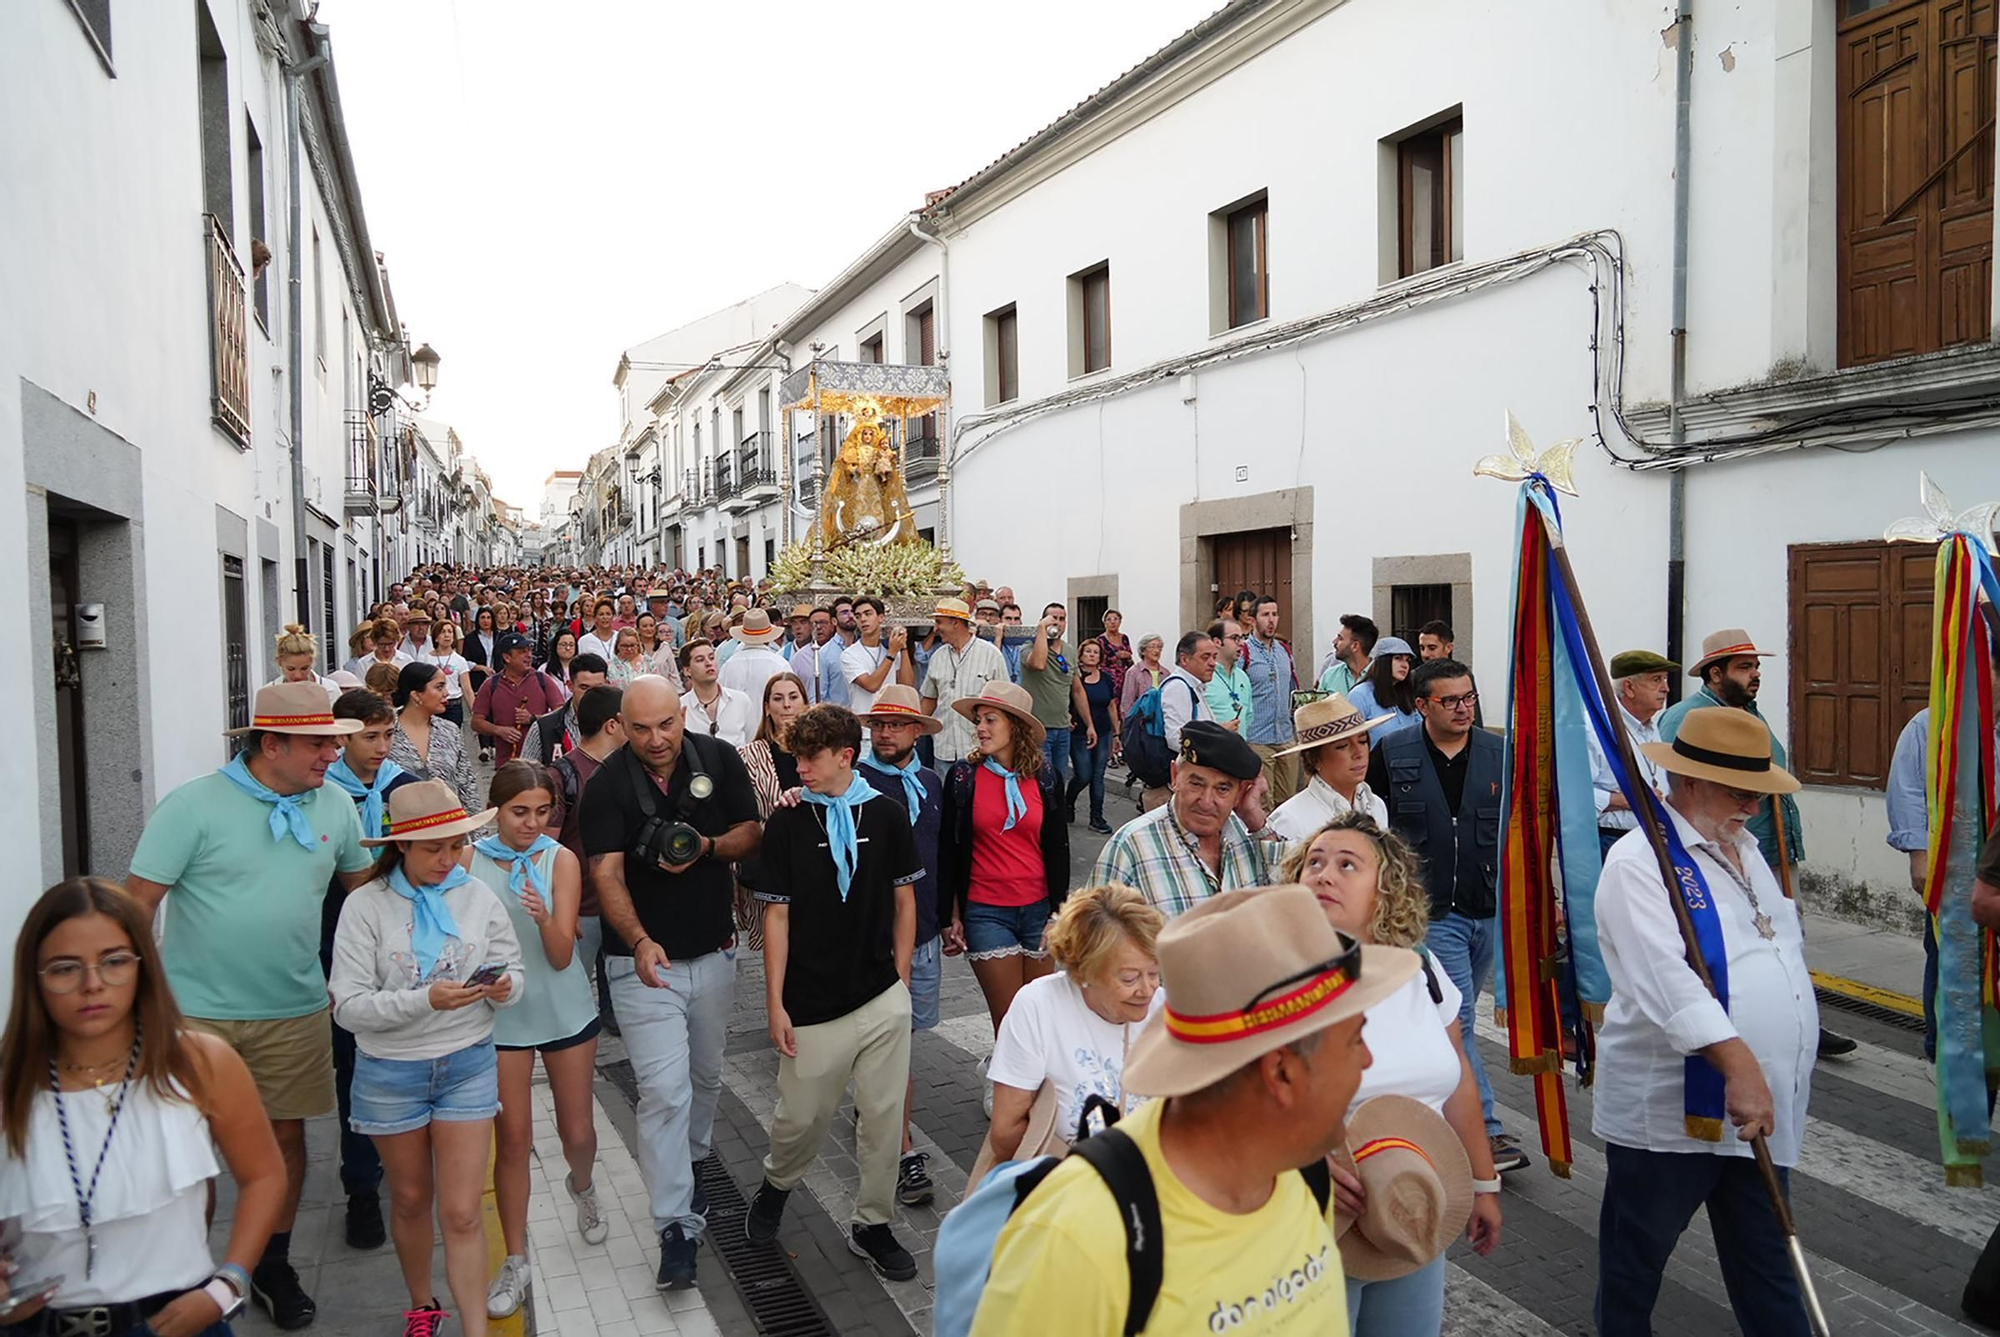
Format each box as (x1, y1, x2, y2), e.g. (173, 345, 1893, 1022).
(412, 343, 441, 394)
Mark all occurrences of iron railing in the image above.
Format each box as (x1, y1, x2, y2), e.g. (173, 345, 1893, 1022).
(904, 431, 941, 480)
(205, 215, 251, 445)
(344, 410, 377, 515)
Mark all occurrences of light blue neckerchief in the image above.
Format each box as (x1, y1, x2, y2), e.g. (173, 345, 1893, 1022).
(387, 863, 470, 980)
(219, 754, 316, 851)
(326, 757, 405, 839)
(474, 833, 559, 901)
(859, 753, 925, 826)
(980, 758, 1028, 831)
(800, 774, 880, 902)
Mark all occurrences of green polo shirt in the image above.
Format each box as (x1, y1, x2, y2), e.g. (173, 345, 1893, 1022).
(1022, 637, 1076, 729)
(131, 771, 372, 1020)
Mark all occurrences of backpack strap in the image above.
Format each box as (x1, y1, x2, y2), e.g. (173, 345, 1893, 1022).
(1299, 1157, 1333, 1215)
(1069, 1130, 1163, 1337)
(1415, 944, 1444, 1005)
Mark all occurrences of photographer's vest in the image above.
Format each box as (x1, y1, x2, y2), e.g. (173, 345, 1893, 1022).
(1381, 728, 1503, 920)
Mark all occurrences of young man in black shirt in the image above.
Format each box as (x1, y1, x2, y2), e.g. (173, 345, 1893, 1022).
(744, 705, 921, 1282)
(581, 675, 762, 1289)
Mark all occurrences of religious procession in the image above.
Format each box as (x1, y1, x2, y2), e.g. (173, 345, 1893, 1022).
(8, 2, 2000, 1337)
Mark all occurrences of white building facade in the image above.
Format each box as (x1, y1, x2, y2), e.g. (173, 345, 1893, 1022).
(924, 0, 2000, 918)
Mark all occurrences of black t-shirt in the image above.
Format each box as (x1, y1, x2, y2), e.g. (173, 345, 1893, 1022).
(756, 794, 921, 1027)
(580, 736, 761, 960)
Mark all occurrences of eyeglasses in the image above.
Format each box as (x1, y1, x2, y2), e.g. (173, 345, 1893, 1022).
(1429, 691, 1479, 711)
(1242, 930, 1363, 1014)
(39, 952, 141, 994)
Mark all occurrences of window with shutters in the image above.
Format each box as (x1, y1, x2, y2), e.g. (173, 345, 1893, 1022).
(985, 304, 1019, 406)
(1787, 538, 1940, 787)
(1068, 262, 1112, 376)
(907, 301, 938, 455)
(1397, 116, 1464, 278)
(1838, 0, 1996, 367)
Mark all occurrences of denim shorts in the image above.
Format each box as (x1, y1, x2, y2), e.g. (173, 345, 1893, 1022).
(963, 899, 1051, 962)
(350, 1041, 500, 1135)
(909, 935, 942, 1030)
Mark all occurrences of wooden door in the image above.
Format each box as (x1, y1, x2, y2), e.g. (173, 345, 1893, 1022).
(49, 519, 89, 876)
(1210, 528, 1293, 635)
(1839, 0, 1996, 366)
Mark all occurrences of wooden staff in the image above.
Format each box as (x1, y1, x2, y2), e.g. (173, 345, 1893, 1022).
(1536, 497, 1832, 1337)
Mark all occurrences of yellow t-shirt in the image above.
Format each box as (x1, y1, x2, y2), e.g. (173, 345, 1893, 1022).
(969, 1100, 1350, 1336)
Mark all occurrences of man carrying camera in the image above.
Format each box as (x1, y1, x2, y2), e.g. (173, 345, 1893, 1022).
(581, 675, 762, 1290)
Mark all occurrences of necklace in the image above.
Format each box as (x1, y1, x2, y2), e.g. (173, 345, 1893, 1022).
(49, 1023, 141, 1279)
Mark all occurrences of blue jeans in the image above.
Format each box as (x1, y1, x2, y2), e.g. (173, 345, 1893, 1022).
(1596, 1143, 1809, 1336)
(1042, 727, 1074, 802)
(1068, 727, 1112, 824)
(607, 948, 735, 1240)
(1347, 1253, 1445, 1336)
(349, 1042, 500, 1134)
(1424, 911, 1501, 1136)
(962, 899, 1052, 960)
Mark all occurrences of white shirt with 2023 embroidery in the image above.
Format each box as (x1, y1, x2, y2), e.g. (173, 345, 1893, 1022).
(1592, 805, 1818, 1166)
(986, 973, 1167, 1143)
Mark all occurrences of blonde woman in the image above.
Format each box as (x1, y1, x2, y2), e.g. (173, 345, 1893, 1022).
(270, 623, 341, 703)
(1282, 812, 1501, 1333)
(981, 885, 1164, 1166)
(607, 627, 646, 686)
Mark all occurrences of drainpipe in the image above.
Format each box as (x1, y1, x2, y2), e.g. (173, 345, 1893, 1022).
(907, 216, 952, 555)
(285, 22, 330, 629)
(1666, 0, 1693, 701)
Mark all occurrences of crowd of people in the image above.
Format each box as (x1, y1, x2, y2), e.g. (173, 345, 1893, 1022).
(0, 557, 1978, 1337)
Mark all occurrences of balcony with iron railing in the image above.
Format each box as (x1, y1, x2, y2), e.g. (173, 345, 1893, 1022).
(903, 428, 942, 482)
(205, 215, 251, 446)
(344, 410, 379, 516)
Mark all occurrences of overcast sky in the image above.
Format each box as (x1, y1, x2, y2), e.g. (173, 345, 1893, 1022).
(318, 0, 1220, 510)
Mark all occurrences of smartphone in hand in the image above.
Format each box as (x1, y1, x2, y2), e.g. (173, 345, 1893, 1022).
(464, 962, 507, 989)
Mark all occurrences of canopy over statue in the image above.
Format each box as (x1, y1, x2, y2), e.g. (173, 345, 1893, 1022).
(782, 358, 950, 551)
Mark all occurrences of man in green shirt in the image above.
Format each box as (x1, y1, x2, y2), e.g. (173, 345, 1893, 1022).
(1205, 618, 1255, 736)
(127, 682, 377, 1327)
(1022, 601, 1094, 821)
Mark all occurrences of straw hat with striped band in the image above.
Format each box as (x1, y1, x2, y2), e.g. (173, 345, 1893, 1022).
(933, 597, 974, 624)
(950, 681, 1045, 748)
(360, 779, 497, 846)
(730, 608, 784, 644)
(1640, 706, 1800, 795)
(1687, 627, 1776, 678)
(1332, 1095, 1474, 1281)
(1272, 691, 1397, 759)
(224, 681, 365, 737)
(858, 684, 943, 735)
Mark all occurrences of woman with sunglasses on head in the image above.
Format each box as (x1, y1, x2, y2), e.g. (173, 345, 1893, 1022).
(329, 782, 523, 1337)
(1282, 813, 1501, 1334)
(0, 878, 285, 1337)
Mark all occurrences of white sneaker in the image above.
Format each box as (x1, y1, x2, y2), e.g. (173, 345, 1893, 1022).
(979, 1054, 994, 1117)
(486, 1253, 529, 1319)
(568, 1171, 610, 1245)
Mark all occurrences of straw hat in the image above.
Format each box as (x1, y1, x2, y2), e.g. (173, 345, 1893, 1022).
(1687, 627, 1775, 678)
(1274, 691, 1396, 759)
(731, 609, 783, 645)
(1333, 1096, 1474, 1281)
(789, 603, 815, 621)
(1122, 886, 1419, 1098)
(860, 684, 943, 735)
(361, 779, 497, 846)
(933, 597, 974, 623)
(951, 681, 1046, 748)
(1640, 707, 1800, 794)
(224, 682, 365, 737)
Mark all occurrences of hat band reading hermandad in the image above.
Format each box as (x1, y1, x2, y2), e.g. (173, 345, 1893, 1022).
(1297, 713, 1367, 745)
(254, 712, 336, 728)
(388, 807, 472, 836)
(1354, 1136, 1435, 1167)
(1671, 737, 1769, 773)
(1165, 966, 1355, 1044)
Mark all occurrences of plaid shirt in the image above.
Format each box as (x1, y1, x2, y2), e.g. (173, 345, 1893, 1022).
(1091, 801, 1291, 919)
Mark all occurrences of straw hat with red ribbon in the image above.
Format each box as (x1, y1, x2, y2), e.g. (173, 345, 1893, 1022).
(859, 684, 943, 735)
(361, 779, 497, 847)
(1332, 1095, 1474, 1281)
(224, 681, 365, 738)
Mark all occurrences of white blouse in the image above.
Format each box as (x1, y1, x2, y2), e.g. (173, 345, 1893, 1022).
(1266, 774, 1389, 841)
(0, 1078, 218, 1306)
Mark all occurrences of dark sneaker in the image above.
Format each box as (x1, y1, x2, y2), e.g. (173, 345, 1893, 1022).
(401, 1301, 447, 1337)
(848, 1223, 917, 1282)
(1089, 818, 1113, 835)
(744, 1181, 788, 1245)
(1489, 1133, 1532, 1175)
(345, 1190, 386, 1250)
(251, 1261, 318, 1330)
(1817, 1029, 1858, 1060)
(897, 1152, 935, 1207)
(656, 1223, 697, 1290)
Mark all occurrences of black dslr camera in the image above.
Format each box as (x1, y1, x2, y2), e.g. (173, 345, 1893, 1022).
(629, 741, 716, 870)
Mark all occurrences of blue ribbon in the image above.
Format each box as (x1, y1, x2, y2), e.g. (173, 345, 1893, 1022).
(800, 775, 879, 902)
(388, 863, 470, 981)
(474, 833, 559, 902)
(981, 758, 1027, 831)
(218, 754, 317, 851)
(860, 754, 926, 825)
(326, 757, 405, 839)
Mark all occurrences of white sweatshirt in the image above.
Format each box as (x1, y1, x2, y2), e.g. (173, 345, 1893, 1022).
(328, 873, 525, 1061)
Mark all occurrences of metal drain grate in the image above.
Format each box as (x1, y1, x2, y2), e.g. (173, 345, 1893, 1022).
(1815, 985, 1927, 1034)
(599, 1060, 837, 1336)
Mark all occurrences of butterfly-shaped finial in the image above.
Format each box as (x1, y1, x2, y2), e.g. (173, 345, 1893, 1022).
(1473, 411, 1581, 496)
(1883, 473, 1999, 554)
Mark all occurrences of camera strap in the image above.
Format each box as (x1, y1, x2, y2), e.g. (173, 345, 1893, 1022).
(622, 735, 712, 823)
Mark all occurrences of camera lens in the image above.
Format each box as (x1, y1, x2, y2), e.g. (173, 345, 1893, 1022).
(663, 822, 703, 865)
